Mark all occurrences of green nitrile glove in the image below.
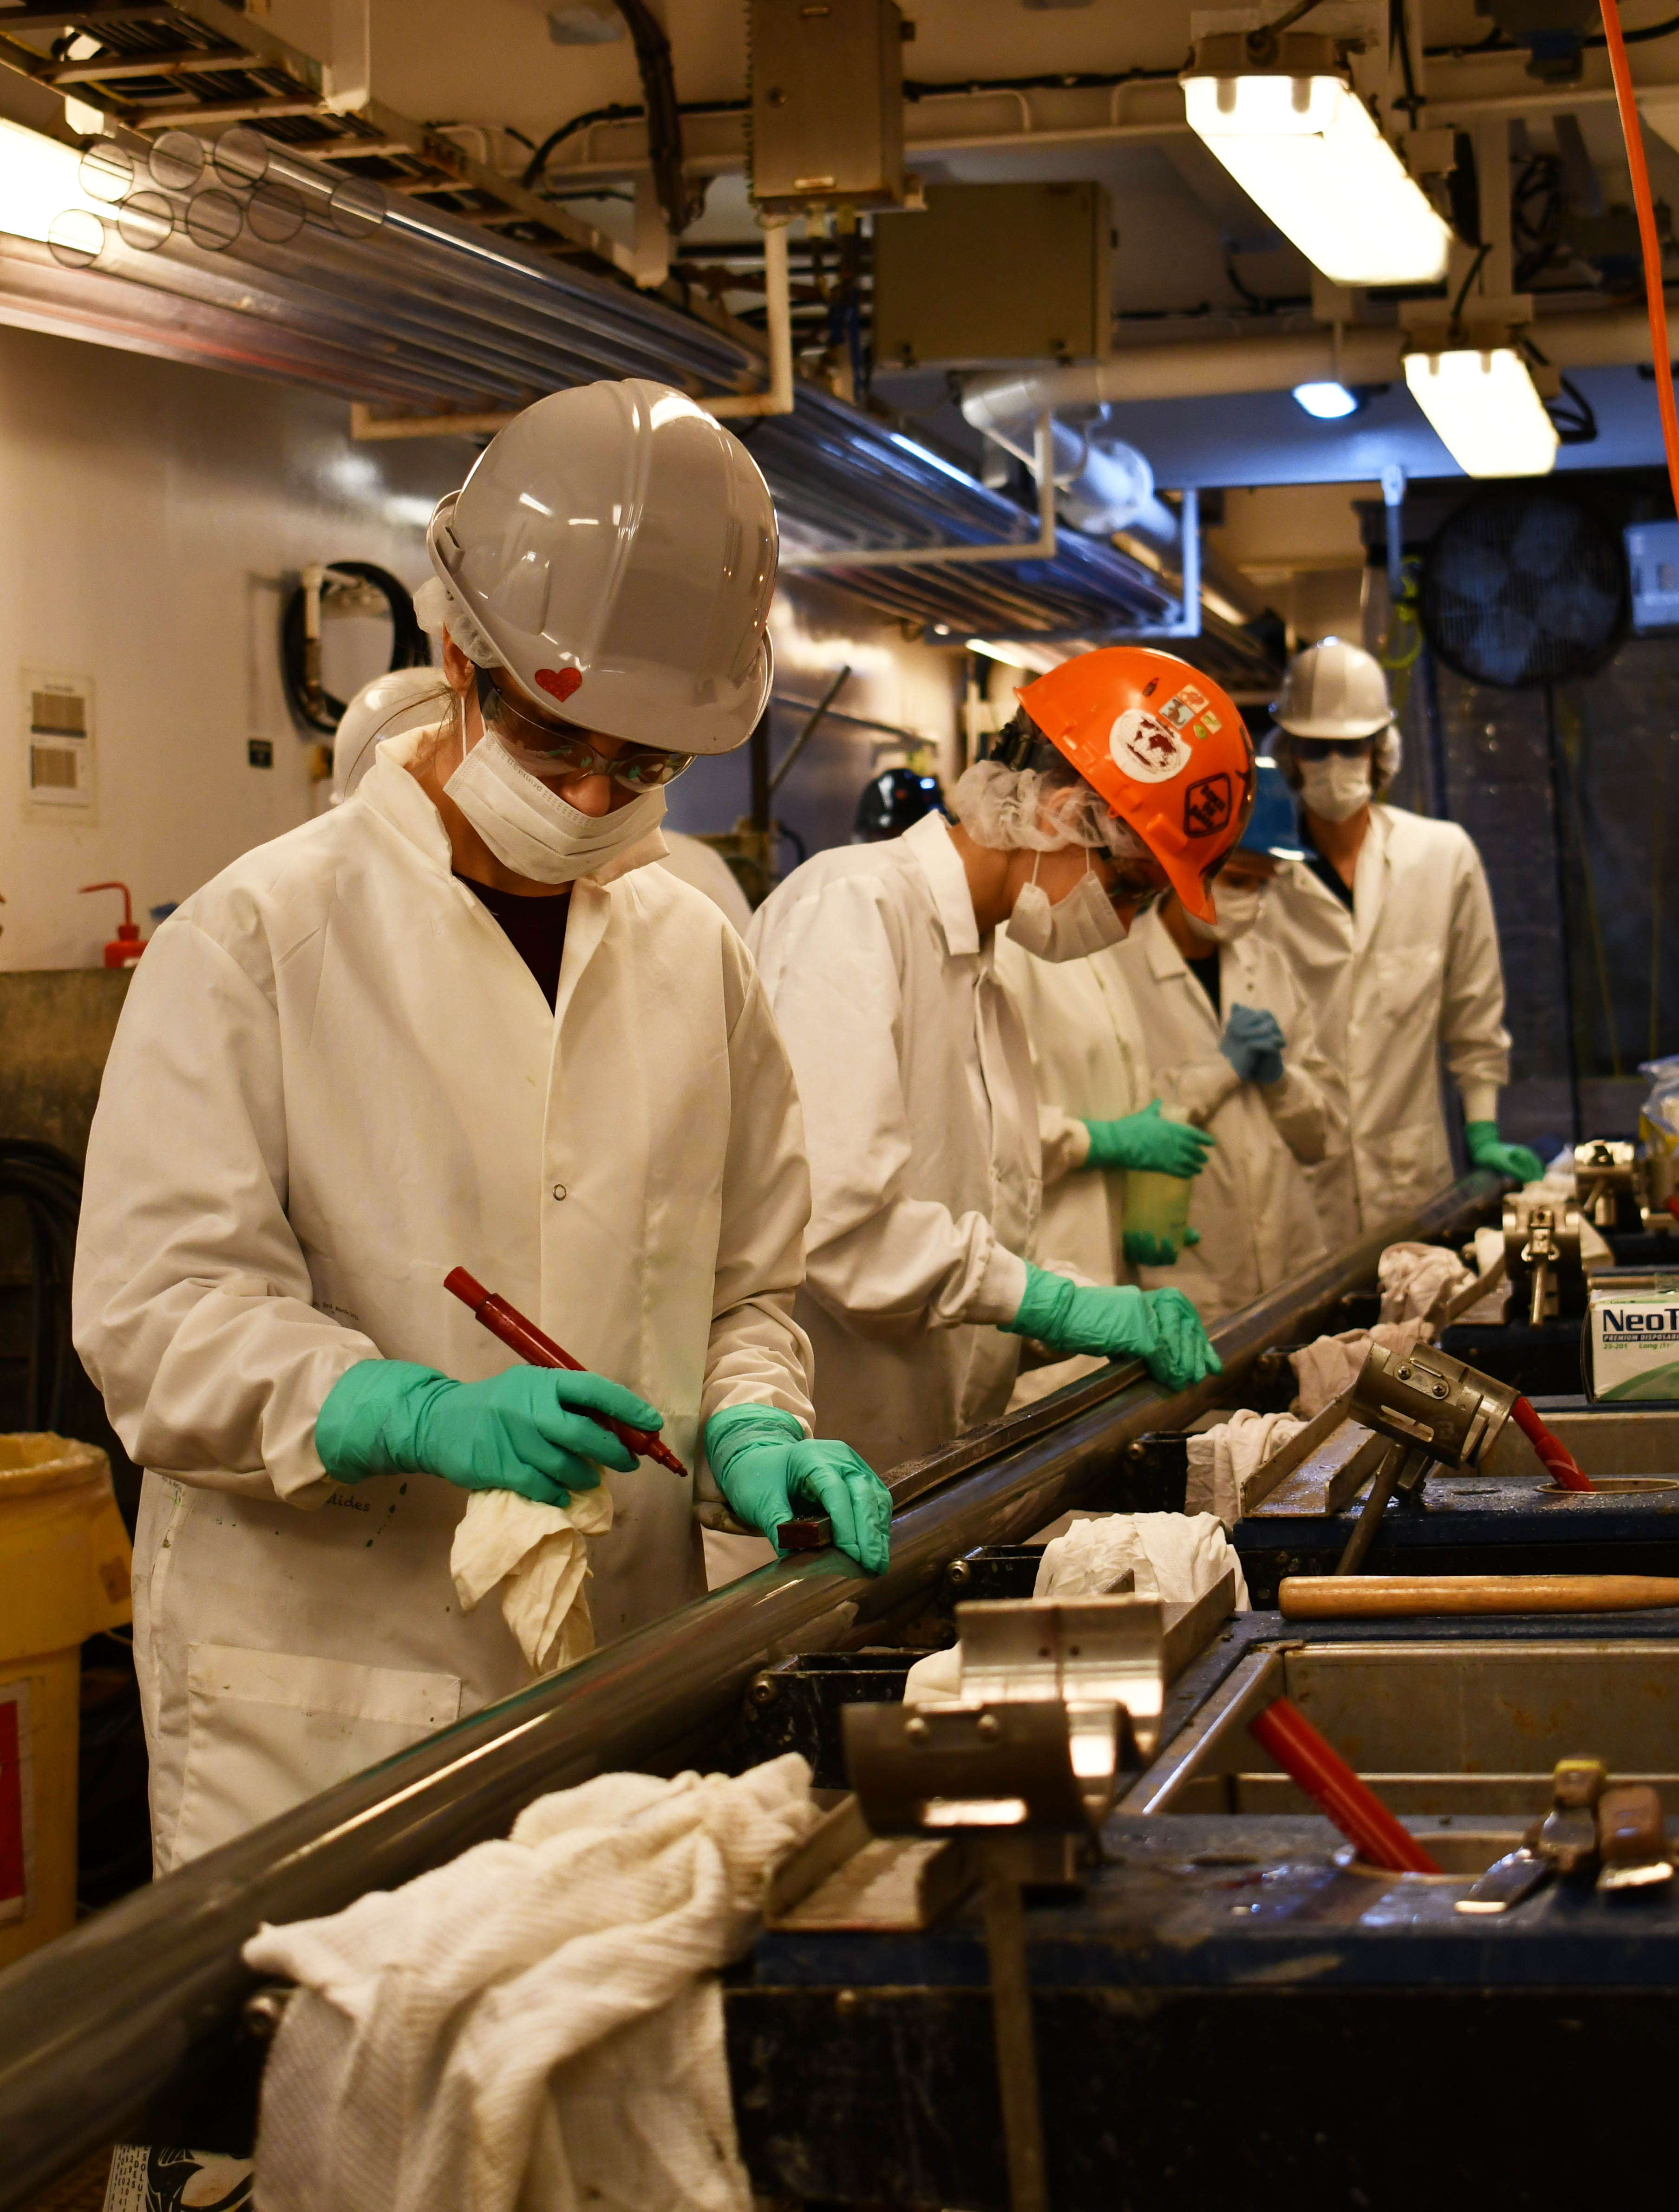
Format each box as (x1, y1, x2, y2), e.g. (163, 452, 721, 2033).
(1002, 1265, 1222, 1393)
(317, 1357, 661, 1507)
(1123, 1225, 1202, 1266)
(1465, 1121, 1545, 1187)
(1081, 1099, 1215, 1178)
(704, 1404, 892, 1575)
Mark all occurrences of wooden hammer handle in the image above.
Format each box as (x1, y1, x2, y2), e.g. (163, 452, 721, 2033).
(1280, 1573, 1679, 1619)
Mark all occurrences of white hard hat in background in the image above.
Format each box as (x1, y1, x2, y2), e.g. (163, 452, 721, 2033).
(1273, 637, 1393, 739)
(425, 379, 778, 757)
(332, 665, 448, 804)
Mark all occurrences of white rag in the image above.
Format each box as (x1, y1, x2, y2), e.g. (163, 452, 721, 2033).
(1377, 1240, 1473, 1326)
(900, 1511, 1250, 1706)
(1035, 1510, 1250, 1611)
(450, 1486, 614, 1676)
(244, 1755, 821, 2212)
(1183, 1409, 1305, 1524)
(1288, 1319, 1430, 1418)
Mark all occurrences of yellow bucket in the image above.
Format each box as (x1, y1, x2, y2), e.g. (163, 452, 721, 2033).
(0, 1434, 132, 1967)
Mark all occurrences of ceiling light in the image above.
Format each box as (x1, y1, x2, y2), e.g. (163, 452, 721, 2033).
(1403, 347, 1559, 478)
(1182, 64, 1450, 287)
(1292, 380, 1360, 419)
(966, 637, 1063, 673)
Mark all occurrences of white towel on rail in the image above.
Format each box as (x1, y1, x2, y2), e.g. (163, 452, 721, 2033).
(245, 1755, 820, 2212)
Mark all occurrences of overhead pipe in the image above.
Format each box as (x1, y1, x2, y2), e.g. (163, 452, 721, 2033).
(701, 217, 794, 419)
(781, 411, 1058, 572)
(960, 306, 1660, 429)
(0, 1175, 1502, 2210)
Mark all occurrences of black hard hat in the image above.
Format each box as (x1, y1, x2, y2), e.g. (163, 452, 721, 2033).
(853, 766, 947, 842)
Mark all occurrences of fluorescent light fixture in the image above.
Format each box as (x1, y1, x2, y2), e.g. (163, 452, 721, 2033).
(889, 431, 978, 488)
(0, 117, 104, 248)
(1182, 72, 1450, 287)
(1403, 347, 1559, 478)
(1293, 379, 1360, 419)
(966, 637, 1063, 674)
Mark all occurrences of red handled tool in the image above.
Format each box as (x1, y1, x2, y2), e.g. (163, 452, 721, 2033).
(1511, 1395, 1593, 1491)
(445, 1266, 687, 1478)
(1248, 1696, 1442, 1875)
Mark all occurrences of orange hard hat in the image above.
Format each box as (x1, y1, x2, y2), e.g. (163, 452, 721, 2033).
(1016, 646, 1255, 922)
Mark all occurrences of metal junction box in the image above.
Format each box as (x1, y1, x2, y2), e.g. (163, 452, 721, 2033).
(871, 180, 1114, 367)
(748, 0, 907, 212)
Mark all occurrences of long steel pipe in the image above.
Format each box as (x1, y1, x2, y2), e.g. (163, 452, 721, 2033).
(0, 1173, 1499, 2207)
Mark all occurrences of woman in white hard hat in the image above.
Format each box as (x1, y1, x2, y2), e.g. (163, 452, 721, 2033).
(73, 381, 888, 1871)
(747, 646, 1250, 1476)
(1257, 637, 1541, 1246)
(1113, 758, 1339, 1323)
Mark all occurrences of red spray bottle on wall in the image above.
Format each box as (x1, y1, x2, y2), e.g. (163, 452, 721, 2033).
(79, 881, 144, 969)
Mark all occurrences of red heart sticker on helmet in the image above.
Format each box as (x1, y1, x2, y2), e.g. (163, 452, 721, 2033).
(535, 666, 582, 703)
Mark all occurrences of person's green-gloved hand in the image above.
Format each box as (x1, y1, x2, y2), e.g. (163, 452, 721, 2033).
(704, 1404, 892, 1575)
(1465, 1121, 1545, 1187)
(1081, 1099, 1215, 1177)
(1002, 1265, 1222, 1393)
(317, 1357, 661, 1507)
(1124, 1224, 1202, 1266)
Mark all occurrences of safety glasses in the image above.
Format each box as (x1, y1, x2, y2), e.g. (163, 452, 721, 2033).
(483, 681, 693, 791)
(1291, 737, 1375, 763)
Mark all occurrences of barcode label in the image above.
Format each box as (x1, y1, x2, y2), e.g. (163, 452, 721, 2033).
(29, 744, 79, 790)
(30, 688, 85, 735)
(22, 669, 96, 819)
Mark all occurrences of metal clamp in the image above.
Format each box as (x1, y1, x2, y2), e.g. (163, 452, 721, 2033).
(843, 1596, 1165, 2212)
(1504, 1193, 1583, 1325)
(1336, 1342, 1520, 1574)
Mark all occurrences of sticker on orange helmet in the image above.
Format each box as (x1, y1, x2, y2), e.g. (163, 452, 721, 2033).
(1183, 773, 1234, 838)
(1160, 684, 1209, 731)
(1109, 707, 1191, 783)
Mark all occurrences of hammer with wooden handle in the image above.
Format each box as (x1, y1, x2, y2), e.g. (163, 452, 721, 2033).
(1281, 1573, 1679, 1619)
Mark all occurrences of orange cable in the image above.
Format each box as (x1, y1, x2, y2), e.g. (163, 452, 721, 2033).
(1601, 0, 1679, 519)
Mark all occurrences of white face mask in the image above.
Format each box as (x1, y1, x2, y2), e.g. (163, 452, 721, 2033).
(1298, 752, 1372, 824)
(1005, 855, 1131, 963)
(444, 729, 666, 884)
(1185, 877, 1268, 946)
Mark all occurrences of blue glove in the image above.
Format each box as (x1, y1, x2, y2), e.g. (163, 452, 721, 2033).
(1465, 1120, 1545, 1186)
(1124, 1224, 1202, 1266)
(1082, 1100, 1215, 1178)
(1221, 1003, 1287, 1087)
(317, 1357, 661, 1507)
(705, 1404, 892, 1575)
(1003, 1265, 1222, 1393)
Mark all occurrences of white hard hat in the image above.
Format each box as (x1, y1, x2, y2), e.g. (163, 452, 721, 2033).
(425, 379, 777, 757)
(332, 665, 448, 804)
(1273, 637, 1393, 739)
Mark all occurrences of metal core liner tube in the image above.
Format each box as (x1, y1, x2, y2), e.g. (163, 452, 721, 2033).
(0, 1175, 1501, 2207)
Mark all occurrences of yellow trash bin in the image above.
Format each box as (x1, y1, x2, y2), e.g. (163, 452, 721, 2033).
(0, 1433, 133, 1968)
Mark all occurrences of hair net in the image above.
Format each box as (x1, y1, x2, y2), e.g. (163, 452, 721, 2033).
(1268, 718, 1403, 798)
(951, 758, 1148, 859)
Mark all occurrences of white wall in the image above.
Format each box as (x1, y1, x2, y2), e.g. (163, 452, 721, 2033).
(0, 321, 965, 966)
(0, 322, 462, 970)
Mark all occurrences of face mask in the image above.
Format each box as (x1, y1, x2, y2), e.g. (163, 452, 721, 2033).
(1185, 878, 1267, 945)
(1297, 753, 1372, 824)
(1005, 856, 1131, 963)
(444, 729, 666, 884)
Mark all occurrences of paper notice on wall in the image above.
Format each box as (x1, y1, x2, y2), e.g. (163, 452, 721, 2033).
(0, 1678, 33, 1926)
(102, 2146, 255, 2212)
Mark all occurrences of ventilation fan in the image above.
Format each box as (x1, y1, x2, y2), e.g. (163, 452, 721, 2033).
(1419, 483, 1628, 689)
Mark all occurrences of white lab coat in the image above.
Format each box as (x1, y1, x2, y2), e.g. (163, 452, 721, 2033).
(745, 812, 1038, 1474)
(1257, 804, 1511, 1246)
(1113, 907, 1337, 1324)
(73, 730, 813, 1871)
(993, 932, 1146, 1288)
(658, 831, 752, 933)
